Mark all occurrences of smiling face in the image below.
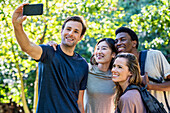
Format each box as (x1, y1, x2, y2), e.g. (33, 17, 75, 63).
(61, 21, 83, 47)
(94, 41, 115, 65)
(115, 32, 137, 53)
(111, 57, 131, 84)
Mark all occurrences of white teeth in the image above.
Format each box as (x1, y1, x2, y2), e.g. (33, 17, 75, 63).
(67, 38, 73, 41)
(112, 75, 119, 77)
(97, 55, 104, 57)
(118, 47, 125, 52)
(118, 47, 124, 50)
(97, 56, 103, 57)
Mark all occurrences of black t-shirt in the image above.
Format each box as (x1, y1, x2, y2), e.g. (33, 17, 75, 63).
(36, 45, 88, 113)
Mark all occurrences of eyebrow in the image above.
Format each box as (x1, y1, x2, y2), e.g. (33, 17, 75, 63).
(97, 45, 109, 48)
(102, 46, 109, 48)
(66, 26, 80, 32)
(118, 37, 125, 39)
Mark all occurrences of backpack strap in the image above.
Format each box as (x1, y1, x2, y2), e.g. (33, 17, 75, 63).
(139, 50, 163, 83)
(117, 106, 121, 113)
(123, 84, 141, 95)
(139, 50, 148, 75)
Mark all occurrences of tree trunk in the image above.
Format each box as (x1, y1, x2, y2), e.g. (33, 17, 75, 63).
(11, 39, 30, 113)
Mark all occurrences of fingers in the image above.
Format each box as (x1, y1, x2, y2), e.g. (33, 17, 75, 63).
(142, 72, 149, 87)
(12, 3, 29, 25)
(22, 3, 29, 6)
(46, 41, 57, 51)
(14, 3, 28, 14)
(53, 45, 57, 51)
(145, 72, 149, 82)
(47, 41, 54, 46)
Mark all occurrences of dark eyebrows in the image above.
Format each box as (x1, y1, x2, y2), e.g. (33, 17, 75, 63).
(66, 26, 80, 32)
(119, 37, 125, 40)
(102, 46, 109, 48)
(97, 45, 109, 48)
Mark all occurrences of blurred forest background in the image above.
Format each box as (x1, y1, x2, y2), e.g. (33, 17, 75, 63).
(0, 0, 169, 112)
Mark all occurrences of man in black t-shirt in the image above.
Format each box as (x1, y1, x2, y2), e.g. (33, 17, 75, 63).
(12, 3, 88, 113)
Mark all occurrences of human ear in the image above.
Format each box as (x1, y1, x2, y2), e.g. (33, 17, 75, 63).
(79, 35, 84, 41)
(128, 72, 132, 77)
(132, 40, 137, 48)
(112, 52, 116, 58)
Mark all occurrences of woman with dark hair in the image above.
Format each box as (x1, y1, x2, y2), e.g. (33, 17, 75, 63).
(111, 53, 147, 113)
(84, 38, 117, 113)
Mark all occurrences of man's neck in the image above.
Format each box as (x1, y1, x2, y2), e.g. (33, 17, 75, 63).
(60, 44, 75, 56)
(130, 49, 140, 61)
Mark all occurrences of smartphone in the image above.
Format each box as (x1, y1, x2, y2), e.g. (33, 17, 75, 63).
(23, 4, 43, 16)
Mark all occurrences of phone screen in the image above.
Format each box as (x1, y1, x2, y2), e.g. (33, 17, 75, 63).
(23, 4, 43, 16)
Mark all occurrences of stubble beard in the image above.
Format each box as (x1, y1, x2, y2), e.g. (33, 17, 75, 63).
(61, 40, 76, 48)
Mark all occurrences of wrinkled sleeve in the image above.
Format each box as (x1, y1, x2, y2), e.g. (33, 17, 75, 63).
(155, 50, 170, 79)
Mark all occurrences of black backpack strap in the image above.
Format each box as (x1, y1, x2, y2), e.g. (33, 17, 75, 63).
(139, 50, 163, 83)
(123, 84, 140, 95)
(139, 50, 148, 75)
(117, 106, 121, 113)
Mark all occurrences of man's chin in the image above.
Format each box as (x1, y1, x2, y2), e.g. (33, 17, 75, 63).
(63, 42, 75, 47)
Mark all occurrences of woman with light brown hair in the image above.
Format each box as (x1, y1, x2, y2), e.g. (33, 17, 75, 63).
(111, 53, 147, 113)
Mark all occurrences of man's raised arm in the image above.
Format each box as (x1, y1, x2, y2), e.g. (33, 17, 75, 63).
(12, 3, 42, 60)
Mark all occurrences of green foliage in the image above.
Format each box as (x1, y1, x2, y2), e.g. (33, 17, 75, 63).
(0, 0, 124, 110)
(117, 0, 157, 22)
(130, 0, 170, 62)
(0, 0, 169, 111)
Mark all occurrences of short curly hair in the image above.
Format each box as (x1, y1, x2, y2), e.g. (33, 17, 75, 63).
(115, 27, 139, 49)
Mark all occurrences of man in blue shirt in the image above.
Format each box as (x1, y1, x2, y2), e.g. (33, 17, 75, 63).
(12, 3, 88, 113)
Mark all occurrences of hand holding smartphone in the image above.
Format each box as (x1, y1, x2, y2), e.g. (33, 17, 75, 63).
(23, 3, 43, 16)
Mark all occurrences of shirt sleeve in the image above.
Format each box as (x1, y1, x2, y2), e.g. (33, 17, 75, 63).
(35, 44, 55, 62)
(154, 50, 170, 79)
(79, 62, 89, 90)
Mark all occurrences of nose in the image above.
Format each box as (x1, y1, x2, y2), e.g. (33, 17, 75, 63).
(69, 30, 74, 36)
(111, 67, 116, 73)
(97, 49, 102, 55)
